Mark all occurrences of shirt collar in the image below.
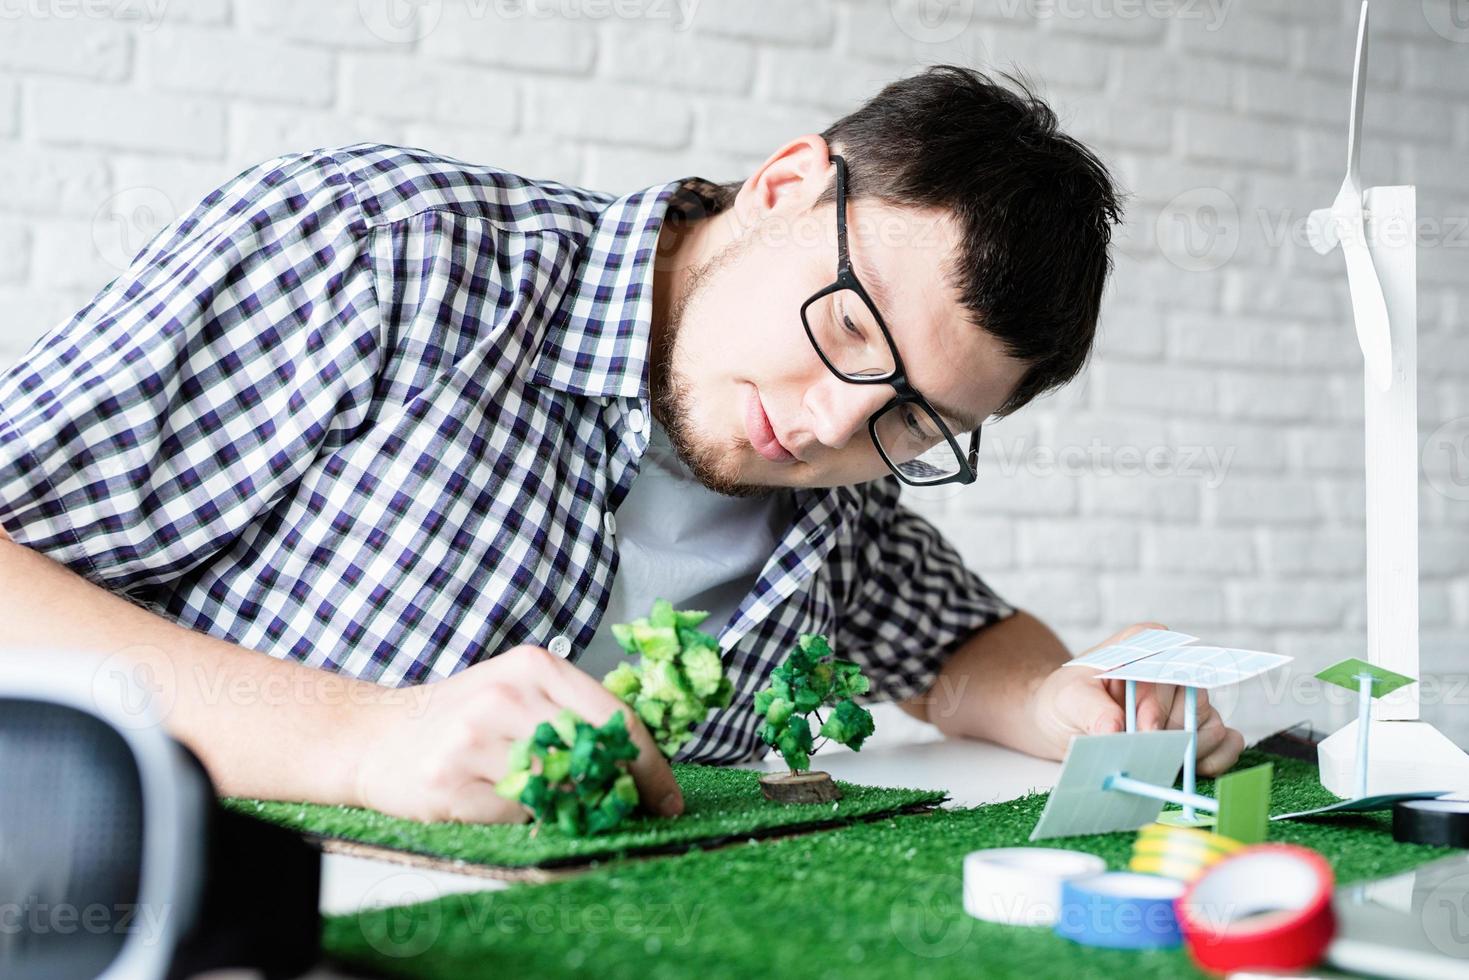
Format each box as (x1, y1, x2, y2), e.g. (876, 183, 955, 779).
(530, 175, 727, 402)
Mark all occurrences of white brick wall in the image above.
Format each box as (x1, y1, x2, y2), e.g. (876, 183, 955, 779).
(2, 0, 1467, 748)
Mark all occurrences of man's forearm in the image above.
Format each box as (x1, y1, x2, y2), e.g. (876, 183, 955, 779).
(901, 608, 1072, 758)
(0, 536, 399, 804)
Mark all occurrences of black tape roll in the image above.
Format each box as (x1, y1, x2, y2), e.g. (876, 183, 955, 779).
(1392, 799, 1469, 847)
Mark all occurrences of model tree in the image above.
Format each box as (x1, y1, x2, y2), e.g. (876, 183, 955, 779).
(494, 708, 641, 836)
(602, 599, 734, 757)
(752, 633, 875, 803)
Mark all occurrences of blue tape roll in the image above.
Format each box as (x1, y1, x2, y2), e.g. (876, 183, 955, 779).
(1054, 872, 1184, 949)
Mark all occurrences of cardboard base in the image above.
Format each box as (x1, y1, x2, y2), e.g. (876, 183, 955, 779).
(1318, 720, 1469, 797)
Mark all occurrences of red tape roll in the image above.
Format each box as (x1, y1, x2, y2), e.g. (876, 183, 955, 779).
(1175, 844, 1335, 973)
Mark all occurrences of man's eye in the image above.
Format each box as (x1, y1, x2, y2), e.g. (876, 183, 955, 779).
(903, 408, 934, 440)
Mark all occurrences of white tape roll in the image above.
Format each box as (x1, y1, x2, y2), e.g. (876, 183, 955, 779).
(962, 847, 1108, 926)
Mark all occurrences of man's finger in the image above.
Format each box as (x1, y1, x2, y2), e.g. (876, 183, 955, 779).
(1196, 727, 1245, 777)
(448, 779, 533, 825)
(1133, 682, 1175, 731)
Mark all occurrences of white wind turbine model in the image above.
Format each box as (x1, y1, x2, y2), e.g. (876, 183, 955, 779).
(1307, 1, 1469, 796)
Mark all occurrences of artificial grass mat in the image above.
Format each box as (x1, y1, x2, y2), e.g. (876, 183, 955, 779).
(319, 748, 1456, 979)
(221, 763, 946, 870)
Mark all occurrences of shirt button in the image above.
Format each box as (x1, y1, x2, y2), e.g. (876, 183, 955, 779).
(603, 511, 617, 536)
(627, 408, 647, 435)
(548, 635, 572, 658)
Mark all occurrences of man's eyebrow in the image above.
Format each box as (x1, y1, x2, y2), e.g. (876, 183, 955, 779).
(854, 255, 983, 433)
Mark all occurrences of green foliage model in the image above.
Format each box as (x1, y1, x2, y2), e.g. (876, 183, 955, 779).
(494, 708, 641, 836)
(602, 599, 734, 757)
(753, 633, 875, 773)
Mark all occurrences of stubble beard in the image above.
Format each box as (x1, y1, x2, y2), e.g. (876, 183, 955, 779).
(649, 235, 779, 501)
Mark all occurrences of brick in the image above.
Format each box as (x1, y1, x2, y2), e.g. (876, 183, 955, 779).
(418, 4, 597, 73)
(582, 144, 751, 193)
(0, 222, 28, 283)
(1259, 528, 1365, 576)
(237, 0, 409, 49)
(228, 106, 404, 170)
(1167, 312, 1306, 367)
(1209, 475, 1320, 525)
(29, 79, 225, 158)
(605, 25, 754, 94)
(142, 26, 335, 106)
(1095, 361, 1217, 416)
(1182, 112, 1295, 170)
(1228, 581, 1355, 629)
(697, 99, 827, 157)
(402, 125, 586, 185)
(30, 217, 119, 291)
(0, 286, 96, 360)
(1114, 50, 1231, 110)
(0, 144, 110, 216)
(341, 54, 517, 129)
(981, 25, 1111, 90)
(526, 80, 691, 148)
(1034, 1, 1167, 41)
(1177, 13, 1289, 65)
(1017, 518, 1138, 569)
(0, 18, 129, 81)
(0, 76, 17, 136)
(692, 0, 835, 45)
(988, 569, 1101, 626)
(1168, 419, 1289, 472)
(1291, 426, 1364, 472)
(758, 50, 896, 112)
(1217, 370, 1334, 423)
(1102, 575, 1226, 628)
(1143, 525, 1255, 574)
(944, 516, 1015, 572)
(1080, 472, 1200, 523)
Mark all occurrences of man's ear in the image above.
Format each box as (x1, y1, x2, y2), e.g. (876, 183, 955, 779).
(735, 135, 832, 226)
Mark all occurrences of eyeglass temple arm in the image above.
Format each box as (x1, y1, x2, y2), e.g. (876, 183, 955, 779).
(832, 154, 849, 271)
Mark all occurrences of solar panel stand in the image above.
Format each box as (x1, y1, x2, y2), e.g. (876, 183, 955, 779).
(1103, 774, 1218, 816)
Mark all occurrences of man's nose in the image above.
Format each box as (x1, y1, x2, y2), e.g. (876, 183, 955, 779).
(807, 374, 893, 451)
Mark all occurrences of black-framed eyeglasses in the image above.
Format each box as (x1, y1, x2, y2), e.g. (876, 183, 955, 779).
(798, 154, 982, 487)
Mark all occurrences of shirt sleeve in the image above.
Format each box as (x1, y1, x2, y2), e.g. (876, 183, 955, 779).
(0, 149, 383, 590)
(832, 476, 1016, 704)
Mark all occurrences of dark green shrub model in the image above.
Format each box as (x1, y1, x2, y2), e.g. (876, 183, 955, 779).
(754, 633, 875, 773)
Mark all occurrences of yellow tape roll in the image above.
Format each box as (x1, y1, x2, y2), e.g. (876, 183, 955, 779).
(1129, 822, 1243, 882)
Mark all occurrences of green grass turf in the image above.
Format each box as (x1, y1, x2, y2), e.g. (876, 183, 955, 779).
(319, 749, 1456, 979)
(221, 763, 946, 869)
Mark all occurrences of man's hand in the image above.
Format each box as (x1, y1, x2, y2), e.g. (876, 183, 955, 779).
(1029, 622, 1245, 777)
(349, 644, 684, 825)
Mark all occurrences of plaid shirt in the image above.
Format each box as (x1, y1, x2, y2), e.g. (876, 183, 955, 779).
(0, 143, 1014, 764)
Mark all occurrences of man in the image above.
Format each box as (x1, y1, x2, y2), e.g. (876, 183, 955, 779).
(0, 66, 1243, 825)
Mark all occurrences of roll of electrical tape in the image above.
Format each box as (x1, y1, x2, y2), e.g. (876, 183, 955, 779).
(1175, 844, 1335, 974)
(1392, 799, 1469, 847)
(1053, 872, 1185, 949)
(1129, 822, 1244, 882)
(962, 847, 1107, 926)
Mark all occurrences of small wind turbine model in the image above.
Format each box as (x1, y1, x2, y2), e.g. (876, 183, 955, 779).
(1307, 1, 1469, 797)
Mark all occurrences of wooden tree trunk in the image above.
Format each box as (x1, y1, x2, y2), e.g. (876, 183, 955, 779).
(759, 770, 842, 803)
